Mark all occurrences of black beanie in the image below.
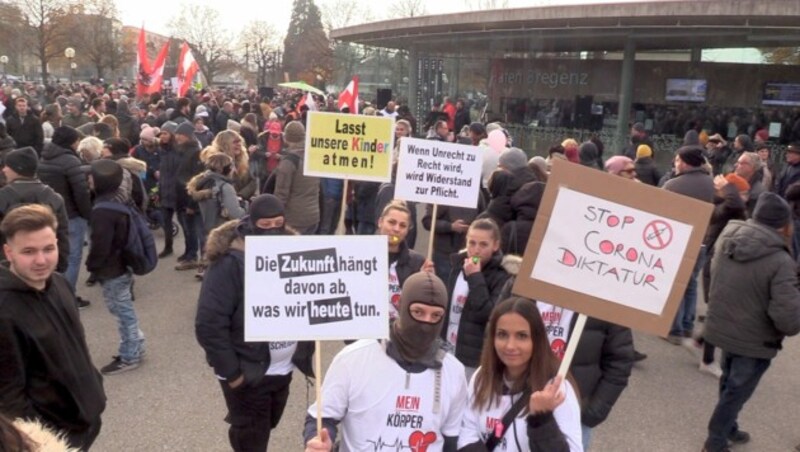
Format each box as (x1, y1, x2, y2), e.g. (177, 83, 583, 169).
(753, 192, 791, 229)
(52, 126, 82, 149)
(90, 159, 123, 196)
(104, 138, 130, 156)
(677, 145, 706, 167)
(249, 194, 284, 222)
(4, 147, 38, 177)
(175, 122, 195, 138)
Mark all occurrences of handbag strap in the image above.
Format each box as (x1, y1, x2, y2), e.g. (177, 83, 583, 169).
(485, 388, 531, 451)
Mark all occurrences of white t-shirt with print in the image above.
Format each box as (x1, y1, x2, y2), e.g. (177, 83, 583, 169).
(537, 302, 575, 360)
(388, 261, 402, 320)
(446, 272, 469, 351)
(266, 341, 297, 376)
(307, 339, 468, 452)
(458, 369, 584, 451)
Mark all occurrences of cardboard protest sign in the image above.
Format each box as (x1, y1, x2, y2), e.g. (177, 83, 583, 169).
(244, 236, 389, 341)
(513, 159, 713, 336)
(394, 137, 483, 209)
(304, 111, 394, 183)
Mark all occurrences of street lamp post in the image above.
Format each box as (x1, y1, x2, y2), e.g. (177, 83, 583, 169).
(64, 47, 75, 84)
(0, 55, 8, 82)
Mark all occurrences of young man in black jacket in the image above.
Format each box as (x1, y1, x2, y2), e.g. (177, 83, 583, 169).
(0, 204, 106, 449)
(196, 195, 314, 452)
(0, 147, 69, 273)
(86, 159, 146, 375)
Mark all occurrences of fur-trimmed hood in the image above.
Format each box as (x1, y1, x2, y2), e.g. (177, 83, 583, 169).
(186, 171, 233, 202)
(13, 418, 80, 451)
(501, 254, 522, 276)
(205, 220, 244, 263)
(109, 155, 147, 175)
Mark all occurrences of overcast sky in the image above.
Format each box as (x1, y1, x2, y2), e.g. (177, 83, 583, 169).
(117, 0, 655, 37)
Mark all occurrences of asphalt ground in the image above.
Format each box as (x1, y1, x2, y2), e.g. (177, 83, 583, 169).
(78, 225, 800, 452)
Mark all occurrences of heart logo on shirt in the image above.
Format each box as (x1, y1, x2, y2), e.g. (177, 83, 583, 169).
(408, 431, 437, 452)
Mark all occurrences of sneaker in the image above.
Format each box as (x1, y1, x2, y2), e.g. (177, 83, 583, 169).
(101, 356, 140, 375)
(175, 259, 199, 271)
(699, 361, 723, 378)
(663, 335, 683, 345)
(682, 337, 702, 355)
(727, 430, 750, 445)
(76, 297, 91, 310)
(158, 248, 174, 259)
(633, 350, 648, 362)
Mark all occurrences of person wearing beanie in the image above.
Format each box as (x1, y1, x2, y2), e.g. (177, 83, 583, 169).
(604, 155, 636, 179)
(775, 142, 800, 198)
(703, 191, 800, 452)
(86, 159, 146, 375)
(131, 126, 162, 215)
(732, 151, 765, 215)
(273, 121, 320, 234)
(633, 144, 662, 186)
(196, 194, 313, 452)
(61, 99, 91, 129)
(304, 271, 467, 452)
(38, 125, 93, 309)
(576, 141, 600, 169)
(154, 121, 182, 258)
(101, 138, 148, 213)
(621, 122, 654, 160)
(498, 147, 528, 172)
(172, 115, 205, 271)
(468, 122, 487, 146)
(662, 144, 714, 345)
(0, 147, 70, 273)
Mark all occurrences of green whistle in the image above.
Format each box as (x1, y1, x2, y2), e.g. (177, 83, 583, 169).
(471, 256, 479, 264)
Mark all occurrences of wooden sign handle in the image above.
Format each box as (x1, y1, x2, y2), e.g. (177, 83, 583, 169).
(426, 204, 438, 261)
(315, 340, 323, 435)
(335, 179, 349, 236)
(557, 313, 587, 378)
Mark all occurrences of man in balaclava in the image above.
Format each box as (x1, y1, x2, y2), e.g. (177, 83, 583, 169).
(196, 193, 315, 452)
(304, 271, 467, 452)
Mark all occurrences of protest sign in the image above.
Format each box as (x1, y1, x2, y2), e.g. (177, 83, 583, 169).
(394, 137, 483, 209)
(244, 236, 389, 341)
(304, 111, 394, 183)
(513, 159, 712, 336)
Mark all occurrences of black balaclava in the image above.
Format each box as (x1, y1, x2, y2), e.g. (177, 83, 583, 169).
(243, 194, 285, 236)
(388, 271, 448, 369)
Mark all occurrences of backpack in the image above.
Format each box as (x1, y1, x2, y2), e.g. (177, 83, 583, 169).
(261, 152, 301, 195)
(93, 201, 158, 275)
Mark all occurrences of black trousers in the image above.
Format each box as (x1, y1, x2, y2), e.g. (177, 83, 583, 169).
(63, 417, 102, 451)
(219, 373, 292, 452)
(161, 207, 175, 251)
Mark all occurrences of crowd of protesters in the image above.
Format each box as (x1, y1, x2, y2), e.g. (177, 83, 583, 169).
(0, 77, 798, 452)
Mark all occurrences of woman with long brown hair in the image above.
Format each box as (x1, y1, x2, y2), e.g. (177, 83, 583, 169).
(458, 297, 583, 451)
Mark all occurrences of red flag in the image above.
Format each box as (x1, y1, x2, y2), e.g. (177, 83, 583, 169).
(147, 41, 170, 95)
(337, 76, 359, 114)
(297, 91, 317, 113)
(136, 26, 151, 97)
(176, 42, 200, 97)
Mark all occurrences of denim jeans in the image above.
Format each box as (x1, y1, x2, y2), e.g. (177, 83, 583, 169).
(318, 196, 341, 235)
(356, 221, 375, 235)
(177, 210, 204, 261)
(581, 424, 593, 451)
(101, 272, 145, 363)
(670, 245, 706, 337)
(704, 352, 771, 452)
(64, 216, 87, 290)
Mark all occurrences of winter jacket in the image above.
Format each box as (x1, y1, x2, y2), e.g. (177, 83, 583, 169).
(60, 113, 91, 130)
(85, 187, 131, 282)
(5, 113, 43, 154)
(131, 144, 161, 192)
(0, 264, 106, 433)
(706, 220, 800, 359)
(634, 157, 662, 186)
(444, 250, 510, 368)
(0, 178, 71, 272)
(662, 167, 714, 204)
(195, 127, 214, 149)
(745, 174, 766, 217)
(175, 140, 204, 211)
(498, 255, 634, 428)
(391, 241, 426, 288)
(108, 155, 148, 213)
(195, 220, 314, 385)
(274, 147, 319, 230)
(158, 143, 180, 209)
(422, 203, 483, 257)
(776, 162, 800, 198)
(500, 181, 545, 256)
(704, 185, 748, 255)
(38, 142, 92, 220)
(13, 418, 80, 452)
(187, 171, 245, 233)
(480, 166, 537, 229)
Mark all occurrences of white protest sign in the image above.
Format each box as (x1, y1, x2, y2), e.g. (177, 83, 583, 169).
(531, 186, 693, 314)
(244, 236, 389, 341)
(394, 137, 482, 209)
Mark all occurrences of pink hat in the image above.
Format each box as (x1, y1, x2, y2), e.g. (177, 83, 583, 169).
(604, 156, 633, 175)
(140, 126, 159, 142)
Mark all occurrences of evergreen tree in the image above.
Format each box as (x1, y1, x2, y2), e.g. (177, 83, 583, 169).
(283, 0, 332, 85)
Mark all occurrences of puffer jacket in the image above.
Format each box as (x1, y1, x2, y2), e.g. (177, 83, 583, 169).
(480, 166, 537, 229)
(273, 146, 319, 230)
(38, 142, 92, 219)
(498, 255, 634, 428)
(187, 171, 245, 233)
(443, 250, 510, 368)
(706, 220, 800, 359)
(500, 181, 545, 256)
(195, 220, 314, 385)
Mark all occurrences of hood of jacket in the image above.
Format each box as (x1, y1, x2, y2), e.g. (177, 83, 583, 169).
(187, 170, 225, 201)
(510, 181, 545, 221)
(13, 419, 79, 452)
(205, 220, 244, 263)
(41, 141, 76, 161)
(110, 155, 147, 175)
(718, 219, 790, 263)
(501, 254, 523, 276)
(0, 261, 42, 293)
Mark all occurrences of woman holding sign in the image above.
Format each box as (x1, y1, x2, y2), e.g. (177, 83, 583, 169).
(378, 200, 434, 320)
(458, 297, 583, 451)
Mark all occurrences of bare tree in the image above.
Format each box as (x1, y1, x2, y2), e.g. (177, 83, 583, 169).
(387, 0, 427, 18)
(13, 0, 75, 82)
(169, 4, 233, 84)
(322, 0, 373, 87)
(71, 0, 128, 79)
(464, 0, 510, 10)
(239, 21, 282, 87)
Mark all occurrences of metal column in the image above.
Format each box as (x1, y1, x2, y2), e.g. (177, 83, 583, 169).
(408, 47, 419, 120)
(614, 39, 636, 153)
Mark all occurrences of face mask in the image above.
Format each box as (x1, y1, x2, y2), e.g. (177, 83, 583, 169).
(256, 226, 284, 236)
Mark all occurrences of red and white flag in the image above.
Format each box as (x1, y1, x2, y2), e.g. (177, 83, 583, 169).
(148, 41, 170, 95)
(297, 91, 318, 112)
(337, 76, 359, 114)
(136, 25, 170, 96)
(176, 42, 200, 97)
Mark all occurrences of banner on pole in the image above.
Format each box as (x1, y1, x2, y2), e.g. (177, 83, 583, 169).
(513, 159, 713, 336)
(394, 137, 483, 209)
(304, 111, 394, 183)
(244, 236, 389, 341)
